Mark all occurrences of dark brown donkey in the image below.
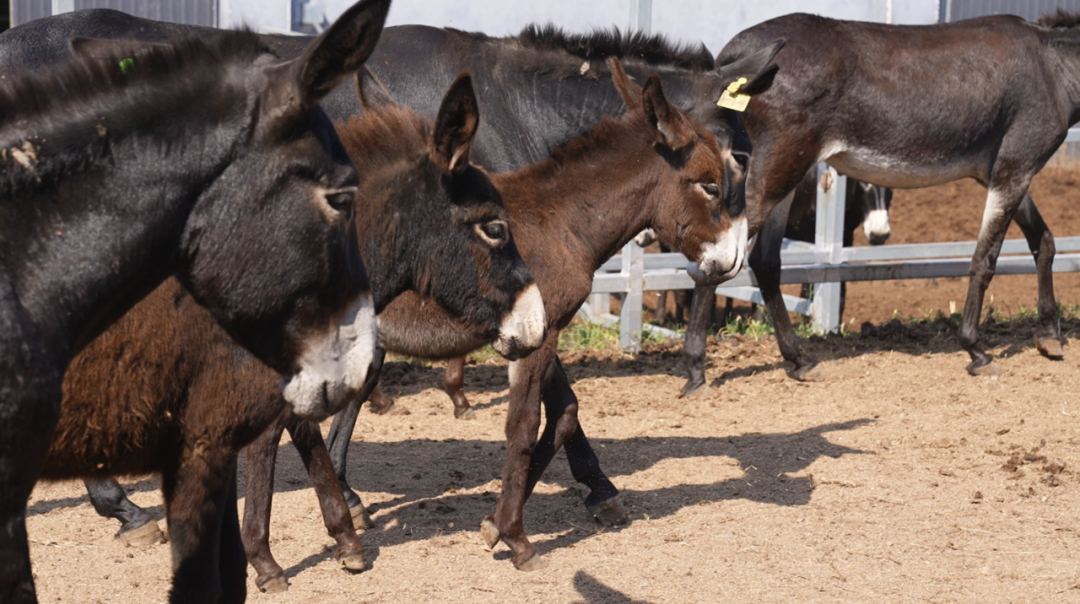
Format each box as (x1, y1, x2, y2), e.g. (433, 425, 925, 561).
(43, 73, 543, 601)
(716, 11, 1080, 377)
(246, 62, 740, 573)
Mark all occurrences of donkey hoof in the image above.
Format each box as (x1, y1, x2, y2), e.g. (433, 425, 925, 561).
(117, 521, 167, 548)
(257, 574, 289, 594)
(350, 505, 374, 531)
(966, 360, 1000, 377)
(480, 517, 501, 550)
(340, 552, 367, 572)
(513, 552, 547, 572)
(587, 496, 629, 526)
(792, 363, 823, 382)
(454, 407, 477, 420)
(678, 379, 707, 399)
(1035, 337, 1064, 360)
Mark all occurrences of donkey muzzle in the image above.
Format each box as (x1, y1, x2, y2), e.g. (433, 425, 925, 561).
(492, 283, 546, 360)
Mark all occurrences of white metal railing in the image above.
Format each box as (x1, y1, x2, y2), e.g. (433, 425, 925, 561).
(590, 132, 1080, 350)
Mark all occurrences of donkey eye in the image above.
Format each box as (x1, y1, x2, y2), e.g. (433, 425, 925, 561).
(699, 182, 720, 199)
(325, 191, 354, 211)
(475, 220, 508, 247)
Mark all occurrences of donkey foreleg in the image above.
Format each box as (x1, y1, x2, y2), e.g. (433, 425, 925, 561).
(443, 356, 475, 419)
(679, 283, 716, 397)
(284, 413, 367, 570)
(164, 457, 245, 604)
(1012, 194, 1062, 359)
(535, 357, 625, 526)
(480, 334, 555, 571)
(325, 397, 364, 510)
(752, 195, 821, 381)
(240, 415, 289, 593)
(84, 478, 166, 546)
(960, 184, 1027, 375)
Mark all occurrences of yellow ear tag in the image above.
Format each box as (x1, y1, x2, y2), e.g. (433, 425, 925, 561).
(717, 77, 750, 112)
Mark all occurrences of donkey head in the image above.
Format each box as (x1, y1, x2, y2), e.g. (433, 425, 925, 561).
(611, 59, 746, 284)
(851, 180, 892, 245)
(343, 72, 545, 360)
(68, 0, 391, 420)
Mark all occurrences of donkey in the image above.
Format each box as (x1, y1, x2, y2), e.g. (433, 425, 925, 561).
(0, 0, 391, 601)
(50, 72, 542, 600)
(715, 11, 1079, 377)
(83, 61, 744, 576)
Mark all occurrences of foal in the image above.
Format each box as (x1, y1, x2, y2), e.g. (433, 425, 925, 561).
(0, 1, 392, 601)
(717, 12, 1079, 376)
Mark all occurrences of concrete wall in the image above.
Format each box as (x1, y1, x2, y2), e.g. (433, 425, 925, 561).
(222, 0, 942, 52)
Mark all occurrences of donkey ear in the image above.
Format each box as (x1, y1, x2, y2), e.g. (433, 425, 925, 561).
(269, 0, 390, 111)
(642, 74, 695, 151)
(607, 57, 642, 110)
(355, 66, 398, 111)
(716, 37, 785, 96)
(431, 72, 480, 175)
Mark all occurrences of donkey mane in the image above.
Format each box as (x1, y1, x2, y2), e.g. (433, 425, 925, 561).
(0, 31, 267, 197)
(1038, 9, 1080, 29)
(335, 105, 429, 176)
(516, 24, 715, 72)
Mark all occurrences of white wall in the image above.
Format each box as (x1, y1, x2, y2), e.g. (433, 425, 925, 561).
(223, 0, 942, 53)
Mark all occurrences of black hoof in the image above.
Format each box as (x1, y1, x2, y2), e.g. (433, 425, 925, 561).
(790, 361, 823, 382)
(966, 359, 1000, 377)
(679, 378, 707, 398)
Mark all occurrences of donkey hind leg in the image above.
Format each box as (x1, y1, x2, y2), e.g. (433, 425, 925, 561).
(536, 357, 626, 526)
(241, 414, 290, 593)
(480, 333, 557, 571)
(326, 396, 365, 511)
(1012, 194, 1062, 359)
(217, 473, 247, 604)
(679, 283, 717, 397)
(164, 455, 244, 604)
(752, 192, 821, 381)
(85, 478, 166, 546)
(960, 184, 1027, 376)
(285, 413, 367, 570)
(443, 356, 475, 419)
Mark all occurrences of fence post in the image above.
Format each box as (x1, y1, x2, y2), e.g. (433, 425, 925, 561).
(620, 241, 644, 350)
(811, 166, 846, 333)
(629, 0, 652, 34)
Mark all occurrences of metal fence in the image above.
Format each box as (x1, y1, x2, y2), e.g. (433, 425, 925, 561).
(590, 131, 1080, 350)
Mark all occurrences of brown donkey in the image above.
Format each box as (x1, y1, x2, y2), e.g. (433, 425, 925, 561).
(242, 61, 745, 574)
(46, 73, 543, 601)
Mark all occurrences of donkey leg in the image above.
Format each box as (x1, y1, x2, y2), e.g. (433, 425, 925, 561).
(0, 373, 59, 604)
(367, 384, 396, 415)
(960, 184, 1026, 375)
(1012, 194, 1062, 359)
(217, 472, 247, 604)
(85, 478, 166, 546)
(753, 194, 821, 381)
(326, 397, 365, 511)
(285, 413, 367, 571)
(480, 333, 555, 571)
(444, 356, 475, 419)
(163, 454, 240, 604)
(241, 414, 290, 593)
(531, 358, 625, 526)
(680, 283, 716, 397)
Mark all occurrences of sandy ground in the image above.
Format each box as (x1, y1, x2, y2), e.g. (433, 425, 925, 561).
(24, 169, 1080, 603)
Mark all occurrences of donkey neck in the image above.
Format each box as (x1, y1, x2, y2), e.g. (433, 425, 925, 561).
(1044, 34, 1080, 126)
(494, 114, 663, 272)
(0, 82, 251, 361)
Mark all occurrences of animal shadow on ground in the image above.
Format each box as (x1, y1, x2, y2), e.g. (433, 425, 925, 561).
(572, 570, 656, 603)
(255, 418, 871, 571)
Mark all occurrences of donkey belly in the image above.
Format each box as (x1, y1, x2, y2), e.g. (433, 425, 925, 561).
(824, 146, 984, 190)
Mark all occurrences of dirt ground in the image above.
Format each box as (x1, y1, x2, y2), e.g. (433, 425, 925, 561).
(24, 169, 1080, 603)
